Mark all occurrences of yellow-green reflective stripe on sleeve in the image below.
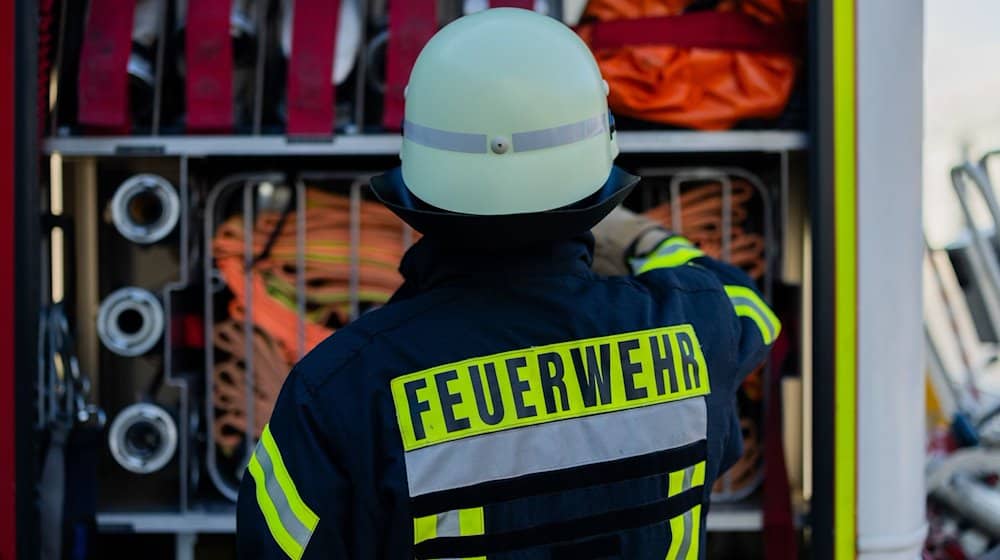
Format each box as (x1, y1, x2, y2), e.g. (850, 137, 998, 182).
(413, 514, 437, 544)
(631, 238, 705, 274)
(459, 507, 485, 535)
(250, 425, 320, 559)
(248, 455, 305, 560)
(664, 462, 704, 560)
(459, 508, 486, 560)
(413, 507, 486, 559)
(687, 504, 702, 560)
(724, 285, 781, 344)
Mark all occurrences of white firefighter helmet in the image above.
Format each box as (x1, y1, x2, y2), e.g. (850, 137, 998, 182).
(399, 8, 621, 216)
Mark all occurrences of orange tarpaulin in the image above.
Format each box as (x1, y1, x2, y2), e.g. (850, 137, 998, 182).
(578, 0, 806, 130)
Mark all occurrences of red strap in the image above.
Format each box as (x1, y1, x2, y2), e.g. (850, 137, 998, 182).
(490, 0, 534, 8)
(286, 0, 340, 136)
(186, 0, 234, 132)
(78, 0, 136, 130)
(763, 321, 799, 560)
(382, 0, 437, 131)
(583, 11, 797, 54)
(38, 0, 56, 137)
(173, 314, 206, 349)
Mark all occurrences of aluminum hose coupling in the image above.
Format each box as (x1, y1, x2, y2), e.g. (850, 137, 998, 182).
(97, 287, 164, 357)
(108, 403, 178, 474)
(111, 174, 180, 245)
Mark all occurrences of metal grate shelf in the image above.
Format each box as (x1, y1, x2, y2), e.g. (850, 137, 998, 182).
(96, 505, 769, 534)
(44, 131, 807, 157)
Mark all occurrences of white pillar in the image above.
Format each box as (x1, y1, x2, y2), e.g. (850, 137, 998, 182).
(855, 1, 927, 558)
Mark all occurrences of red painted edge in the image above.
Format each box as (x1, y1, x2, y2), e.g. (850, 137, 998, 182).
(0, 0, 16, 555)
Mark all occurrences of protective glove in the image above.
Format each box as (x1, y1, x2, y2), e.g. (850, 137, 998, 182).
(591, 206, 671, 276)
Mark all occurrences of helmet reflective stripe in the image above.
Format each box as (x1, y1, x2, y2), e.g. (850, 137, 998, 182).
(513, 112, 607, 153)
(403, 112, 608, 155)
(403, 121, 488, 154)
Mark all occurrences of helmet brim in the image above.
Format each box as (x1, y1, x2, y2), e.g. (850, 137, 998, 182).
(369, 166, 640, 247)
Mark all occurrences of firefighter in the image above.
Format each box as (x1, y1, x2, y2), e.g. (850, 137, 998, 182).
(236, 8, 778, 559)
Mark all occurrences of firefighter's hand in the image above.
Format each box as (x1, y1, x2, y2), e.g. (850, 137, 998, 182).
(591, 206, 669, 276)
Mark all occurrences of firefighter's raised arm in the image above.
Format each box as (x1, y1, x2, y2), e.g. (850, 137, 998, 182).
(593, 205, 781, 388)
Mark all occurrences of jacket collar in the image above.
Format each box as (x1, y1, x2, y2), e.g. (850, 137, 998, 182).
(370, 166, 639, 248)
(395, 233, 596, 295)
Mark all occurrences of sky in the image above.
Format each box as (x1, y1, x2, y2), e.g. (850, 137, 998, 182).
(923, 0, 1000, 247)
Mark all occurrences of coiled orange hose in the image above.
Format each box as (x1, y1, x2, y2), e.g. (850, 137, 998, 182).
(211, 188, 413, 452)
(642, 179, 767, 279)
(644, 179, 770, 500)
(212, 181, 768, 455)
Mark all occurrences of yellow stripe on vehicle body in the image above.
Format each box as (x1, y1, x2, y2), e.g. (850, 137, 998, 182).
(834, 0, 858, 558)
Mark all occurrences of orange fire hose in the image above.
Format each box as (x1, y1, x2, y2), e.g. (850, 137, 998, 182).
(643, 178, 769, 498)
(212, 318, 291, 453)
(712, 414, 763, 498)
(211, 188, 413, 453)
(642, 179, 767, 279)
(211, 181, 769, 459)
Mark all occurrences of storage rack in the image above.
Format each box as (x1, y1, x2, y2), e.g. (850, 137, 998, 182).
(39, 0, 812, 556)
(46, 127, 809, 560)
(45, 130, 807, 157)
(4, 1, 937, 558)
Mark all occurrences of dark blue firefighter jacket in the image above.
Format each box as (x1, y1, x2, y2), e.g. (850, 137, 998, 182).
(237, 232, 778, 560)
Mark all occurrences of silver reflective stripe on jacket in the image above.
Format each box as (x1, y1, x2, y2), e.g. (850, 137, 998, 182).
(404, 396, 707, 498)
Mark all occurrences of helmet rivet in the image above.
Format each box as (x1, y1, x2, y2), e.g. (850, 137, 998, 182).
(490, 137, 509, 154)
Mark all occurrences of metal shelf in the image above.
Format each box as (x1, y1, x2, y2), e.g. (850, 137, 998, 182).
(45, 130, 806, 157)
(97, 504, 765, 534)
(616, 130, 806, 154)
(706, 501, 765, 532)
(97, 511, 236, 534)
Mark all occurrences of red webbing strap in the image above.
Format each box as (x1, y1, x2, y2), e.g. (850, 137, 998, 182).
(286, 0, 340, 136)
(763, 321, 799, 560)
(186, 0, 234, 132)
(583, 11, 797, 54)
(489, 0, 535, 8)
(382, 0, 436, 131)
(78, 0, 136, 131)
(38, 0, 56, 138)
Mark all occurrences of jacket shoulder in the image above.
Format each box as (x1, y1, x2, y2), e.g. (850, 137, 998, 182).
(605, 262, 726, 299)
(293, 288, 467, 394)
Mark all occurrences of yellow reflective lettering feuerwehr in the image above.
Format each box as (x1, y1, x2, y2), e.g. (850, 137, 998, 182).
(391, 325, 710, 452)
